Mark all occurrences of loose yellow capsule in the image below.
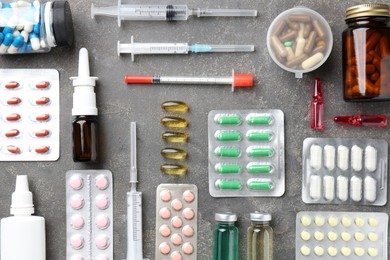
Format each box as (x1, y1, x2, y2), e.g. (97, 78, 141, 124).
(160, 164, 187, 176)
(161, 148, 187, 160)
(161, 101, 189, 113)
(161, 131, 189, 143)
(160, 116, 188, 128)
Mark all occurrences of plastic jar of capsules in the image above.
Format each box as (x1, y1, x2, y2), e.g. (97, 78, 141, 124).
(0, 0, 74, 54)
(343, 3, 390, 101)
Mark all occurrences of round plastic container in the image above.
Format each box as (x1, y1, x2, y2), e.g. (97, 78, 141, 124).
(267, 7, 333, 78)
(0, 0, 74, 54)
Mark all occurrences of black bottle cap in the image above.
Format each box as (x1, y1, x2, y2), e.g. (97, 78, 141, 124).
(52, 1, 74, 47)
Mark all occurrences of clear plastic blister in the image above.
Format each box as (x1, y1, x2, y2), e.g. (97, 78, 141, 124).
(0, 69, 59, 161)
(296, 211, 388, 259)
(302, 138, 388, 206)
(155, 184, 198, 260)
(66, 170, 113, 260)
(208, 109, 285, 197)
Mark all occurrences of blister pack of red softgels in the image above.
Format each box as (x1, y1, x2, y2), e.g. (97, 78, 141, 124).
(0, 69, 59, 161)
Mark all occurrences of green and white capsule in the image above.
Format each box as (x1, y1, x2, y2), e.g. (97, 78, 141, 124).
(246, 146, 274, 157)
(215, 130, 242, 141)
(214, 147, 241, 158)
(247, 179, 274, 190)
(214, 114, 242, 125)
(246, 130, 273, 142)
(246, 113, 272, 125)
(215, 179, 242, 190)
(247, 163, 273, 174)
(215, 163, 242, 174)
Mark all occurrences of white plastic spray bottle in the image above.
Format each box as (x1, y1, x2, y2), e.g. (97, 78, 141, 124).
(1, 175, 46, 260)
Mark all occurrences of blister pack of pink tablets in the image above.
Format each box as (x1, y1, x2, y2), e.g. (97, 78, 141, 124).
(155, 184, 198, 260)
(66, 170, 113, 260)
(0, 69, 59, 161)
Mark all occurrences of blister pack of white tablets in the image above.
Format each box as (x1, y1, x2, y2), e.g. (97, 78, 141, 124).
(296, 211, 388, 259)
(302, 138, 388, 206)
(0, 69, 59, 161)
(155, 184, 198, 260)
(208, 109, 285, 197)
(66, 170, 113, 260)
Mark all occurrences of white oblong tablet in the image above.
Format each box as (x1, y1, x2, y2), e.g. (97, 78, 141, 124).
(365, 146, 377, 172)
(337, 176, 349, 202)
(350, 176, 362, 202)
(323, 176, 335, 201)
(310, 144, 322, 170)
(337, 145, 349, 171)
(324, 145, 335, 170)
(351, 145, 363, 171)
(364, 176, 377, 202)
(310, 175, 322, 200)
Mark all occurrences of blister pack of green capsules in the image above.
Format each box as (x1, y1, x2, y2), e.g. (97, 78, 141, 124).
(208, 109, 285, 197)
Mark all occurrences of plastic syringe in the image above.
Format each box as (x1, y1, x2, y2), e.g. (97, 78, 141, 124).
(118, 36, 254, 61)
(125, 122, 147, 260)
(91, 0, 257, 27)
(124, 69, 253, 92)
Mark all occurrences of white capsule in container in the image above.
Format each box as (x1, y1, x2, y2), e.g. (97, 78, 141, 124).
(267, 7, 333, 78)
(302, 138, 388, 206)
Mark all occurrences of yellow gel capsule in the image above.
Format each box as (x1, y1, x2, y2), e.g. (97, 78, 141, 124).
(161, 148, 187, 160)
(161, 101, 189, 113)
(160, 116, 188, 128)
(161, 131, 189, 143)
(160, 164, 187, 176)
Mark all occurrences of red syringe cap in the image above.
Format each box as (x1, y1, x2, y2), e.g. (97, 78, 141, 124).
(233, 73, 254, 90)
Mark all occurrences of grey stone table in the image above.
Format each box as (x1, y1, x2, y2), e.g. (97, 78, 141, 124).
(0, 0, 389, 259)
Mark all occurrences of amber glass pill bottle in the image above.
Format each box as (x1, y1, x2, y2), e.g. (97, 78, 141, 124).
(343, 3, 390, 101)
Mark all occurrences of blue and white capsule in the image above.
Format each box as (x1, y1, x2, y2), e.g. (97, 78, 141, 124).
(8, 35, 25, 54)
(29, 32, 40, 50)
(0, 33, 14, 53)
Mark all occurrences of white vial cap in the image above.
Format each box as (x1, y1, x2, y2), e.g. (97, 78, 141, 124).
(11, 175, 34, 215)
(70, 48, 99, 116)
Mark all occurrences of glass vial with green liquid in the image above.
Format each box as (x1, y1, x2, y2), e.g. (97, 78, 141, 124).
(212, 212, 239, 260)
(247, 212, 273, 260)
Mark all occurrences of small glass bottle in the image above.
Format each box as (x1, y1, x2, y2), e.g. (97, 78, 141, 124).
(343, 3, 390, 101)
(247, 212, 273, 260)
(0, 0, 74, 54)
(71, 48, 99, 162)
(212, 212, 239, 260)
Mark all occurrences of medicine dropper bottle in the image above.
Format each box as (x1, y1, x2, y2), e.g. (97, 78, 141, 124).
(1, 175, 46, 260)
(247, 212, 273, 260)
(70, 48, 99, 162)
(0, 0, 74, 54)
(212, 212, 239, 260)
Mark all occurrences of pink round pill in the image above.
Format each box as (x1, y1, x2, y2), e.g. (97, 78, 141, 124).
(95, 194, 110, 210)
(182, 208, 195, 220)
(95, 254, 109, 260)
(160, 189, 172, 202)
(70, 234, 84, 250)
(170, 251, 182, 260)
(95, 214, 110, 230)
(171, 199, 183, 211)
(159, 207, 171, 219)
(159, 225, 171, 237)
(71, 214, 85, 230)
(171, 216, 183, 228)
(182, 242, 194, 255)
(95, 174, 109, 190)
(70, 194, 84, 210)
(95, 234, 110, 250)
(159, 242, 171, 255)
(182, 225, 194, 237)
(171, 233, 183, 246)
(69, 175, 84, 190)
(71, 254, 84, 260)
(182, 190, 195, 203)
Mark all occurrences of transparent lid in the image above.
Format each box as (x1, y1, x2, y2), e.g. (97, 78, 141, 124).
(215, 212, 237, 222)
